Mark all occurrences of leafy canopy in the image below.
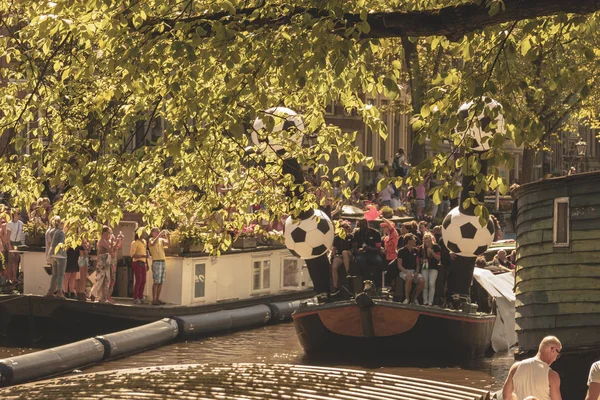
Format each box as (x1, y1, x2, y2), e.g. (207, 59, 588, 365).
(0, 0, 599, 249)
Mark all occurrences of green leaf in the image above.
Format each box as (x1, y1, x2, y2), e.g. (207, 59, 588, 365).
(383, 77, 398, 99)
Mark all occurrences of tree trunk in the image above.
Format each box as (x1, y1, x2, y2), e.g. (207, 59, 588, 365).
(521, 147, 536, 184)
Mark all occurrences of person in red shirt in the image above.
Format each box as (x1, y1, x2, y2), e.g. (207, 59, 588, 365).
(381, 218, 399, 263)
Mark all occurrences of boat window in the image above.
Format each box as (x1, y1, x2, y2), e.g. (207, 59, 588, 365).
(252, 260, 271, 291)
(194, 263, 206, 298)
(553, 197, 570, 247)
(282, 258, 302, 288)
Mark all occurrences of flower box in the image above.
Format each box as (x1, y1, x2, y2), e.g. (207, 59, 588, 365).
(233, 237, 257, 249)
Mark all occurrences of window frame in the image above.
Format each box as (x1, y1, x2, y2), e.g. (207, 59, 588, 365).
(281, 257, 303, 290)
(192, 261, 207, 300)
(553, 197, 570, 247)
(251, 258, 271, 293)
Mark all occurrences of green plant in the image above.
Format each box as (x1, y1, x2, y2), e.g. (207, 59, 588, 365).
(394, 206, 408, 217)
(24, 220, 47, 246)
(380, 205, 394, 219)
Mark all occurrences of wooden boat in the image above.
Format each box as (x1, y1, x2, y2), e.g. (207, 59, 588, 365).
(293, 296, 496, 358)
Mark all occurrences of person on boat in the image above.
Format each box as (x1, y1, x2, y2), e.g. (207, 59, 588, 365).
(419, 232, 441, 306)
(64, 244, 80, 299)
(46, 218, 67, 299)
(380, 217, 399, 287)
(91, 226, 120, 303)
(418, 220, 429, 236)
(0, 214, 8, 277)
(6, 210, 24, 282)
(502, 335, 563, 400)
(351, 218, 384, 289)
(149, 227, 170, 306)
(432, 225, 449, 306)
(493, 249, 514, 270)
(130, 233, 149, 304)
(396, 234, 424, 304)
(330, 220, 353, 295)
(76, 238, 90, 301)
(477, 255, 511, 274)
(586, 360, 600, 400)
(107, 229, 124, 303)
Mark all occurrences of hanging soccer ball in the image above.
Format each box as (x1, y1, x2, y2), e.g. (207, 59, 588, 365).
(284, 209, 334, 259)
(457, 98, 505, 152)
(251, 107, 305, 153)
(441, 207, 495, 257)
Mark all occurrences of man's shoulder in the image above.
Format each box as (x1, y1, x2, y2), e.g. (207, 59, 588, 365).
(590, 361, 600, 382)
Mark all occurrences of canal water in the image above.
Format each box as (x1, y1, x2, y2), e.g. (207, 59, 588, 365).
(0, 322, 513, 392)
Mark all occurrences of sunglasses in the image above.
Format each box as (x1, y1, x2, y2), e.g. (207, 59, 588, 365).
(551, 347, 561, 358)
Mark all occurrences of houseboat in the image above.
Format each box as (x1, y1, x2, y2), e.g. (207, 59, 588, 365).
(513, 171, 600, 399)
(0, 244, 314, 343)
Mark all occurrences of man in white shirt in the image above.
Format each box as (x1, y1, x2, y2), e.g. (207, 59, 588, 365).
(6, 211, 24, 282)
(502, 336, 562, 400)
(586, 361, 600, 400)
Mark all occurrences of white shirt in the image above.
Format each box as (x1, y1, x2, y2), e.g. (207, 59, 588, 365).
(379, 185, 395, 202)
(513, 357, 551, 400)
(7, 220, 24, 243)
(589, 361, 600, 386)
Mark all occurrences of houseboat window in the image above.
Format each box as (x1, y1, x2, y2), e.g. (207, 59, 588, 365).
(194, 263, 206, 298)
(253, 260, 271, 291)
(282, 258, 301, 288)
(553, 197, 570, 247)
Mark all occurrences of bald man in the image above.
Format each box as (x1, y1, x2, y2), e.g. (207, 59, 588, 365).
(586, 361, 600, 400)
(502, 336, 563, 400)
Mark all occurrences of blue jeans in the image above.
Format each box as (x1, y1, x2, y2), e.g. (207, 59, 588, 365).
(48, 257, 67, 293)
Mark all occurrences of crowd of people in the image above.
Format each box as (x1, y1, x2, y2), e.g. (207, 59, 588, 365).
(328, 213, 515, 306)
(42, 220, 171, 306)
(0, 195, 174, 306)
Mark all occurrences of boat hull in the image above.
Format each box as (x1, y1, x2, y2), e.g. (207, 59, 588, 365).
(293, 300, 496, 358)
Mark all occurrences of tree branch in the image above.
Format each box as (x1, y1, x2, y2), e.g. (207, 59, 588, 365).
(148, 0, 600, 41)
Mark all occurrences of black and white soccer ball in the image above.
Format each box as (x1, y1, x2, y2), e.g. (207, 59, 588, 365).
(457, 99, 505, 152)
(441, 207, 495, 257)
(283, 209, 334, 259)
(251, 107, 305, 153)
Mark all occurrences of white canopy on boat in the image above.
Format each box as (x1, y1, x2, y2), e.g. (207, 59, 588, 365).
(473, 268, 517, 353)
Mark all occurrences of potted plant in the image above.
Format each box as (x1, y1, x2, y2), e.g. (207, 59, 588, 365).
(232, 223, 258, 249)
(380, 205, 394, 219)
(164, 230, 183, 256)
(24, 220, 47, 247)
(179, 226, 205, 253)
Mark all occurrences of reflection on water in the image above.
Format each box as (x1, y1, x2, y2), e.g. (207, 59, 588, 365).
(0, 322, 512, 392)
(78, 322, 512, 392)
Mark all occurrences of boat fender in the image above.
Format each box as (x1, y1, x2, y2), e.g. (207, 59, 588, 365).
(0, 363, 13, 387)
(355, 292, 374, 308)
(0, 338, 105, 387)
(267, 301, 301, 322)
(96, 318, 179, 360)
(229, 305, 271, 330)
(178, 305, 271, 337)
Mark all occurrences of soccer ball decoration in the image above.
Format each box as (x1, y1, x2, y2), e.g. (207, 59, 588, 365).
(251, 107, 305, 153)
(441, 207, 495, 257)
(457, 99, 505, 152)
(284, 209, 334, 259)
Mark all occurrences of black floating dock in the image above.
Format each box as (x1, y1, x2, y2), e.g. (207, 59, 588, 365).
(0, 363, 491, 400)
